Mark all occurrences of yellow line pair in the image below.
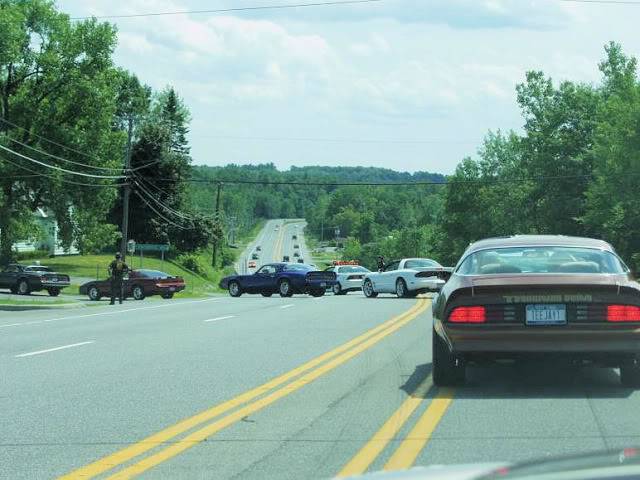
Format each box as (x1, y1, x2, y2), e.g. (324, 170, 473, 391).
(60, 298, 430, 479)
(338, 373, 454, 477)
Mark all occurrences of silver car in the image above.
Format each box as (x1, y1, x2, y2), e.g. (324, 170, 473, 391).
(328, 264, 371, 295)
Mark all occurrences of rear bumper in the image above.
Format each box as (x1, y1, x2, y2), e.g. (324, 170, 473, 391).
(39, 281, 70, 288)
(438, 321, 640, 355)
(408, 278, 445, 292)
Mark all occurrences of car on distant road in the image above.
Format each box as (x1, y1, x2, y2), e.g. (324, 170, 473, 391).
(220, 263, 336, 298)
(363, 258, 452, 298)
(297, 258, 304, 264)
(283, 255, 290, 262)
(294, 244, 300, 249)
(80, 269, 185, 301)
(251, 252, 259, 260)
(248, 260, 257, 269)
(292, 234, 297, 240)
(432, 235, 640, 388)
(293, 251, 300, 258)
(0, 264, 70, 296)
(256, 246, 262, 251)
(327, 262, 371, 295)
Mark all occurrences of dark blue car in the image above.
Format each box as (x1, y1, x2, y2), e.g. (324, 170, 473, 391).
(220, 263, 336, 298)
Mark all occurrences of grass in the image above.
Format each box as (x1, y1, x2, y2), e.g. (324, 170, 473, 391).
(305, 235, 341, 268)
(0, 298, 76, 306)
(32, 254, 219, 298)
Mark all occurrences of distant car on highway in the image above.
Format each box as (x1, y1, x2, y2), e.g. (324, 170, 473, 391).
(219, 263, 336, 298)
(80, 269, 185, 301)
(297, 258, 304, 264)
(327, 262, 371, 295)
(293, 244, 300, 249)
(363, 258, 452, 298)
(293, 251, 300, 258)
(292, 234, 297, 240)
(283, 255, 290, 262)
(432, 235, 640, 388)
(0, 263, 70, 296)
(251, 252, 259, 260)
(256, 246, 262, 251)
(248, 260, 257, 269)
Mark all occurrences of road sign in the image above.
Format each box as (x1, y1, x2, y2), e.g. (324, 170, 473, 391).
(135, 243, 170, 252)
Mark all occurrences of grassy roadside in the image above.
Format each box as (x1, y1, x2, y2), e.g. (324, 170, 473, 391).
(305, 234, 341, 268)
(0, 298, 76, 306)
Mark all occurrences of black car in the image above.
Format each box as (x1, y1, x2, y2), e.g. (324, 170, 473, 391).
(256, 246, 262, 251)
(297, 258, 304, 264)
(251, 253, 259, 260)
(292, 234, 298, 240)
(283, 255, 290, 262)
(293, 251, 300, 257)
(0, 264, 71, 296)
(432, 235, 640, 388)
(294, 244, 300, 249)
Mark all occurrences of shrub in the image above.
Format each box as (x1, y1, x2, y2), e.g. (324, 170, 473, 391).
(177, 253, 206, 276)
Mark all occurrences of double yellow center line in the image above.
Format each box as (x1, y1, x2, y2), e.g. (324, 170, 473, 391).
(60, 298, 430, 479)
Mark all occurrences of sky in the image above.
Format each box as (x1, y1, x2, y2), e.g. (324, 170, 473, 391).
(57, 0, 640, 174)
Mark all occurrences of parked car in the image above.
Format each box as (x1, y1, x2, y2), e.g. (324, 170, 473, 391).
(79, 269, 185, 301)
(0, 264, 70, 296)
(219, 263, 336, 297)
(327, 262, 371, 295)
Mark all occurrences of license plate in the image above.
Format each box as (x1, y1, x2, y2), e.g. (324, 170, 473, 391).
(169, 287, 175, 292)
(320, 282, 326, 287)
(526, 304, 566, 325)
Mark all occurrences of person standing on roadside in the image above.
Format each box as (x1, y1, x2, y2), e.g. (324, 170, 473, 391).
(377, 255, 386, 272)
(108, 252, 129, 305)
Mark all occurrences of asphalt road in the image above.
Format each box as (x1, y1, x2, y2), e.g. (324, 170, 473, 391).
(3, 221, 640, 479)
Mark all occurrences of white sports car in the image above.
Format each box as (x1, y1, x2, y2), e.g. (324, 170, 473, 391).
(362, 258, 453, 298)
(327, 264, 371, 295)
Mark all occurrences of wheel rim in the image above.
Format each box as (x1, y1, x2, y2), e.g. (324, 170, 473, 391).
(134, 287, 142, 299)
(230, 282, 239, 296)
(333, 283, 340, 294)
(19, 281, 28, 294)
(280, 281, 289, 295)
(89, 287, 98, 299)
(364, 281, 372, 296)
(397, 281, 404, 296)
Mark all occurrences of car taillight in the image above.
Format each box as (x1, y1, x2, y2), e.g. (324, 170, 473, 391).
(607, 305, 640, 322)
(449, 306, 486, 323)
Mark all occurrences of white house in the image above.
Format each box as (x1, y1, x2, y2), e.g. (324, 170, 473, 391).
(12, 208, 78, 256)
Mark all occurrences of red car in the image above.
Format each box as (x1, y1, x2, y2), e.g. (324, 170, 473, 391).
(79, 269, 186, 301)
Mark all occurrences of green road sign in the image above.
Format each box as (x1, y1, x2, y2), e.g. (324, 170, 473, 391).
(136, 244, 170, 252)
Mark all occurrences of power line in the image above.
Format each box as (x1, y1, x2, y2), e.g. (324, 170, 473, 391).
(0, 117, 106, 164)
(0, 144, 126, 179)
(5, 136, 124, 173)
(193, 134, 480, 145)
(132, 189, 194, 230)
(0, 154, 126, 187)
(70, 0, 382, 20)
(133, 177, 198, 221)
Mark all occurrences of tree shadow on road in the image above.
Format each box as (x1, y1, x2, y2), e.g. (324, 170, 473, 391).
(401, 362, 634, 400)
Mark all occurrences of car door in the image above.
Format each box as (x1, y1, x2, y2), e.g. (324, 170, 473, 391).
(252, 264, 278, 292)
(377, 261, 400, 292)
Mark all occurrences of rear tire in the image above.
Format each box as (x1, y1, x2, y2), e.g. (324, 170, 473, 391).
(433, 328, 465, 386)
(261, 292, 272, 297)
(279, 279, 293, 297)
(363, 279, 378, 298)
(310, 288, 325, 297)
(47, 288, 60, 297)
(228, 281, 242, 297)
(132, 285, 145, 301)
(161, 292, 174, 299)
(621, 362, 640, 388)
(332, 283, 346, 295)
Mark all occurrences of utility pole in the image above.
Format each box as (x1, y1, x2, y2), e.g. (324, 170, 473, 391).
(211, 182, 222, 267)
(120, 116, 133, 261)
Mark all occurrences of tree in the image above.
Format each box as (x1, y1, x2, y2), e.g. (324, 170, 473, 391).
(0, 0, 122, 263)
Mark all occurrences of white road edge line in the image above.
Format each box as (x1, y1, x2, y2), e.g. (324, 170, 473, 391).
(15, 341, 95, 358)
(280, 304, 294, 309)
(204, 315, 235, 323)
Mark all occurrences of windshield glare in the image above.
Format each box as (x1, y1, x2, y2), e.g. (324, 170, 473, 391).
(457, 246, 628, 275)
(339, 266, 369, 273)
(404, 259, 440, 269)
